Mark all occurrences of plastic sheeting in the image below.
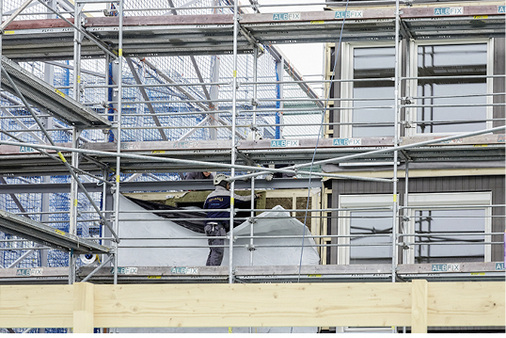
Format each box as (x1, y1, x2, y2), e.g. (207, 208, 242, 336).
(117, 194, 320, 267)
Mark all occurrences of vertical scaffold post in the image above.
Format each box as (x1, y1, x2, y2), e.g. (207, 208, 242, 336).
(391, 0, 401, 286)
(275, 57, 284, 139)
(113, 0, 124, 285)
(228, 0, 239, 284)
(249, 46, 259, 266)
(69, 0, 84, 285)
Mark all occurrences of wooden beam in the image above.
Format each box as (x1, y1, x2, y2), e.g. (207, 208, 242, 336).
(73, 282, 94, 333)
(0, 285, 73, 328)
(411, 279, 428, 333)
(428, 281, 505, 327)
(0, 281, 504, 330)
(93, 282, 412, 328)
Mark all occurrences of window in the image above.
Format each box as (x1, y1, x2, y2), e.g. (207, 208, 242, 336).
(349, 210, 392, 264)
(338, 40, 492, 138)
(338, 194, 393, 265)
(403, 192, 492, 263)
(340, 44, 395, 138)
(408, 41, 491, 135)
(338, 192, 492, 265)
(412, 209, 486, 263)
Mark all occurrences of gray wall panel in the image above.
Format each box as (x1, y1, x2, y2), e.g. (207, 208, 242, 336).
(330, 175, 505, 263)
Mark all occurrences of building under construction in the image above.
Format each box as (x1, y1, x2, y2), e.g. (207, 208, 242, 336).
(0, 0, 504, 334)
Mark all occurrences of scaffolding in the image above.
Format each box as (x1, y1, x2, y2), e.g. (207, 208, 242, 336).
(0, 0, 504, 333)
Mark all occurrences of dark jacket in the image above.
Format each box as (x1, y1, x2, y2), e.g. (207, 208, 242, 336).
(203, 185, 253, 230)
(185, 172, 214, 180)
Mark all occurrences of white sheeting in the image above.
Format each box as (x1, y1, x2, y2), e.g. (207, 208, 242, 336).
(117, 194, 320, 267)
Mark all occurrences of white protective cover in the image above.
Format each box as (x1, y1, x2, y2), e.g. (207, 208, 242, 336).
(117, 194, 320, 267)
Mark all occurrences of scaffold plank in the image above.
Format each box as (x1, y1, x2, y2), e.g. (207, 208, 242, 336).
(0, 209, 110, 254)
(0, 134, 503, 175)
(1, 56, 111, 129)
(0, 262, 503, 284)
(72, 262, 505, 284)
(2, 2, 504, 60)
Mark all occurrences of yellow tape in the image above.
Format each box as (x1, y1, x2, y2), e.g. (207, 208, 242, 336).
(57, 152, 67, 163)
(233, 70, 237, 78)
(310, 20, 325, 24)
(119, 48, 123, 57)
(393, 194, 397, 202)
(116, 175, 120, 183)
(4, 31, 15, 35)
(231, 197, 234, 206)
(55, 89, 66, 98)
(147, 276, 162, 279)
(77, 75, 81, 84)
(151, 150, 166, 154)
(74, 199, 78, 207)
(473, 144, 488, 147)
(55, 229, 66, 236)
(473, 15, 488, 19)
(228, 327, 232, 333)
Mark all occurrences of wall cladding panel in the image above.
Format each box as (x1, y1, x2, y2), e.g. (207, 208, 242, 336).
(330, 175, 505, 263)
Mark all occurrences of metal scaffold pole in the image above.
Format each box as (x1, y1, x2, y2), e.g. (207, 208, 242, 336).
(68, 0, 84, 285)
(113, 0, 124, 285)
(392, 0, 401, 285)
(228, 0, 239, 284)
(249, 45, 259, 266)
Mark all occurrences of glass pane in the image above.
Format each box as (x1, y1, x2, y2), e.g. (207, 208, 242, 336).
(350, 211, 392, 264)
(418, 44, 487, 67)
(352, 46, 395, 137)
(355, 47, 395, 70)
(414, 209, 485, 263)
(417, 43, 487, 134)
(417, 82, 487, 133)
(353, 86, 395, 137)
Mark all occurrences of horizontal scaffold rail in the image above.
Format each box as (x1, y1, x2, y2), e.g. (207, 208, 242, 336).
(2, 1, 505, 60)
(0, 134, 503, 175)
(0, 209, 110, 254)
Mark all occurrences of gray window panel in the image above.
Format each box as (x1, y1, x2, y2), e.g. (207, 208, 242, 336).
(352, 46, 395, 137)
(354, 47, 396, 70)
(417, 43, 488, 134)
(417, 82, 487, 133)
(414, 209, 485, 263)
(418, 44, 487, 67)
(353, 86, 395, 137)
(350, 211, 392, 264)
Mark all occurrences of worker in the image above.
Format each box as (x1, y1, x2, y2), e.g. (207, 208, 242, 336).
(203, 174, 255, 266)
(185, 171, 213, 180)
